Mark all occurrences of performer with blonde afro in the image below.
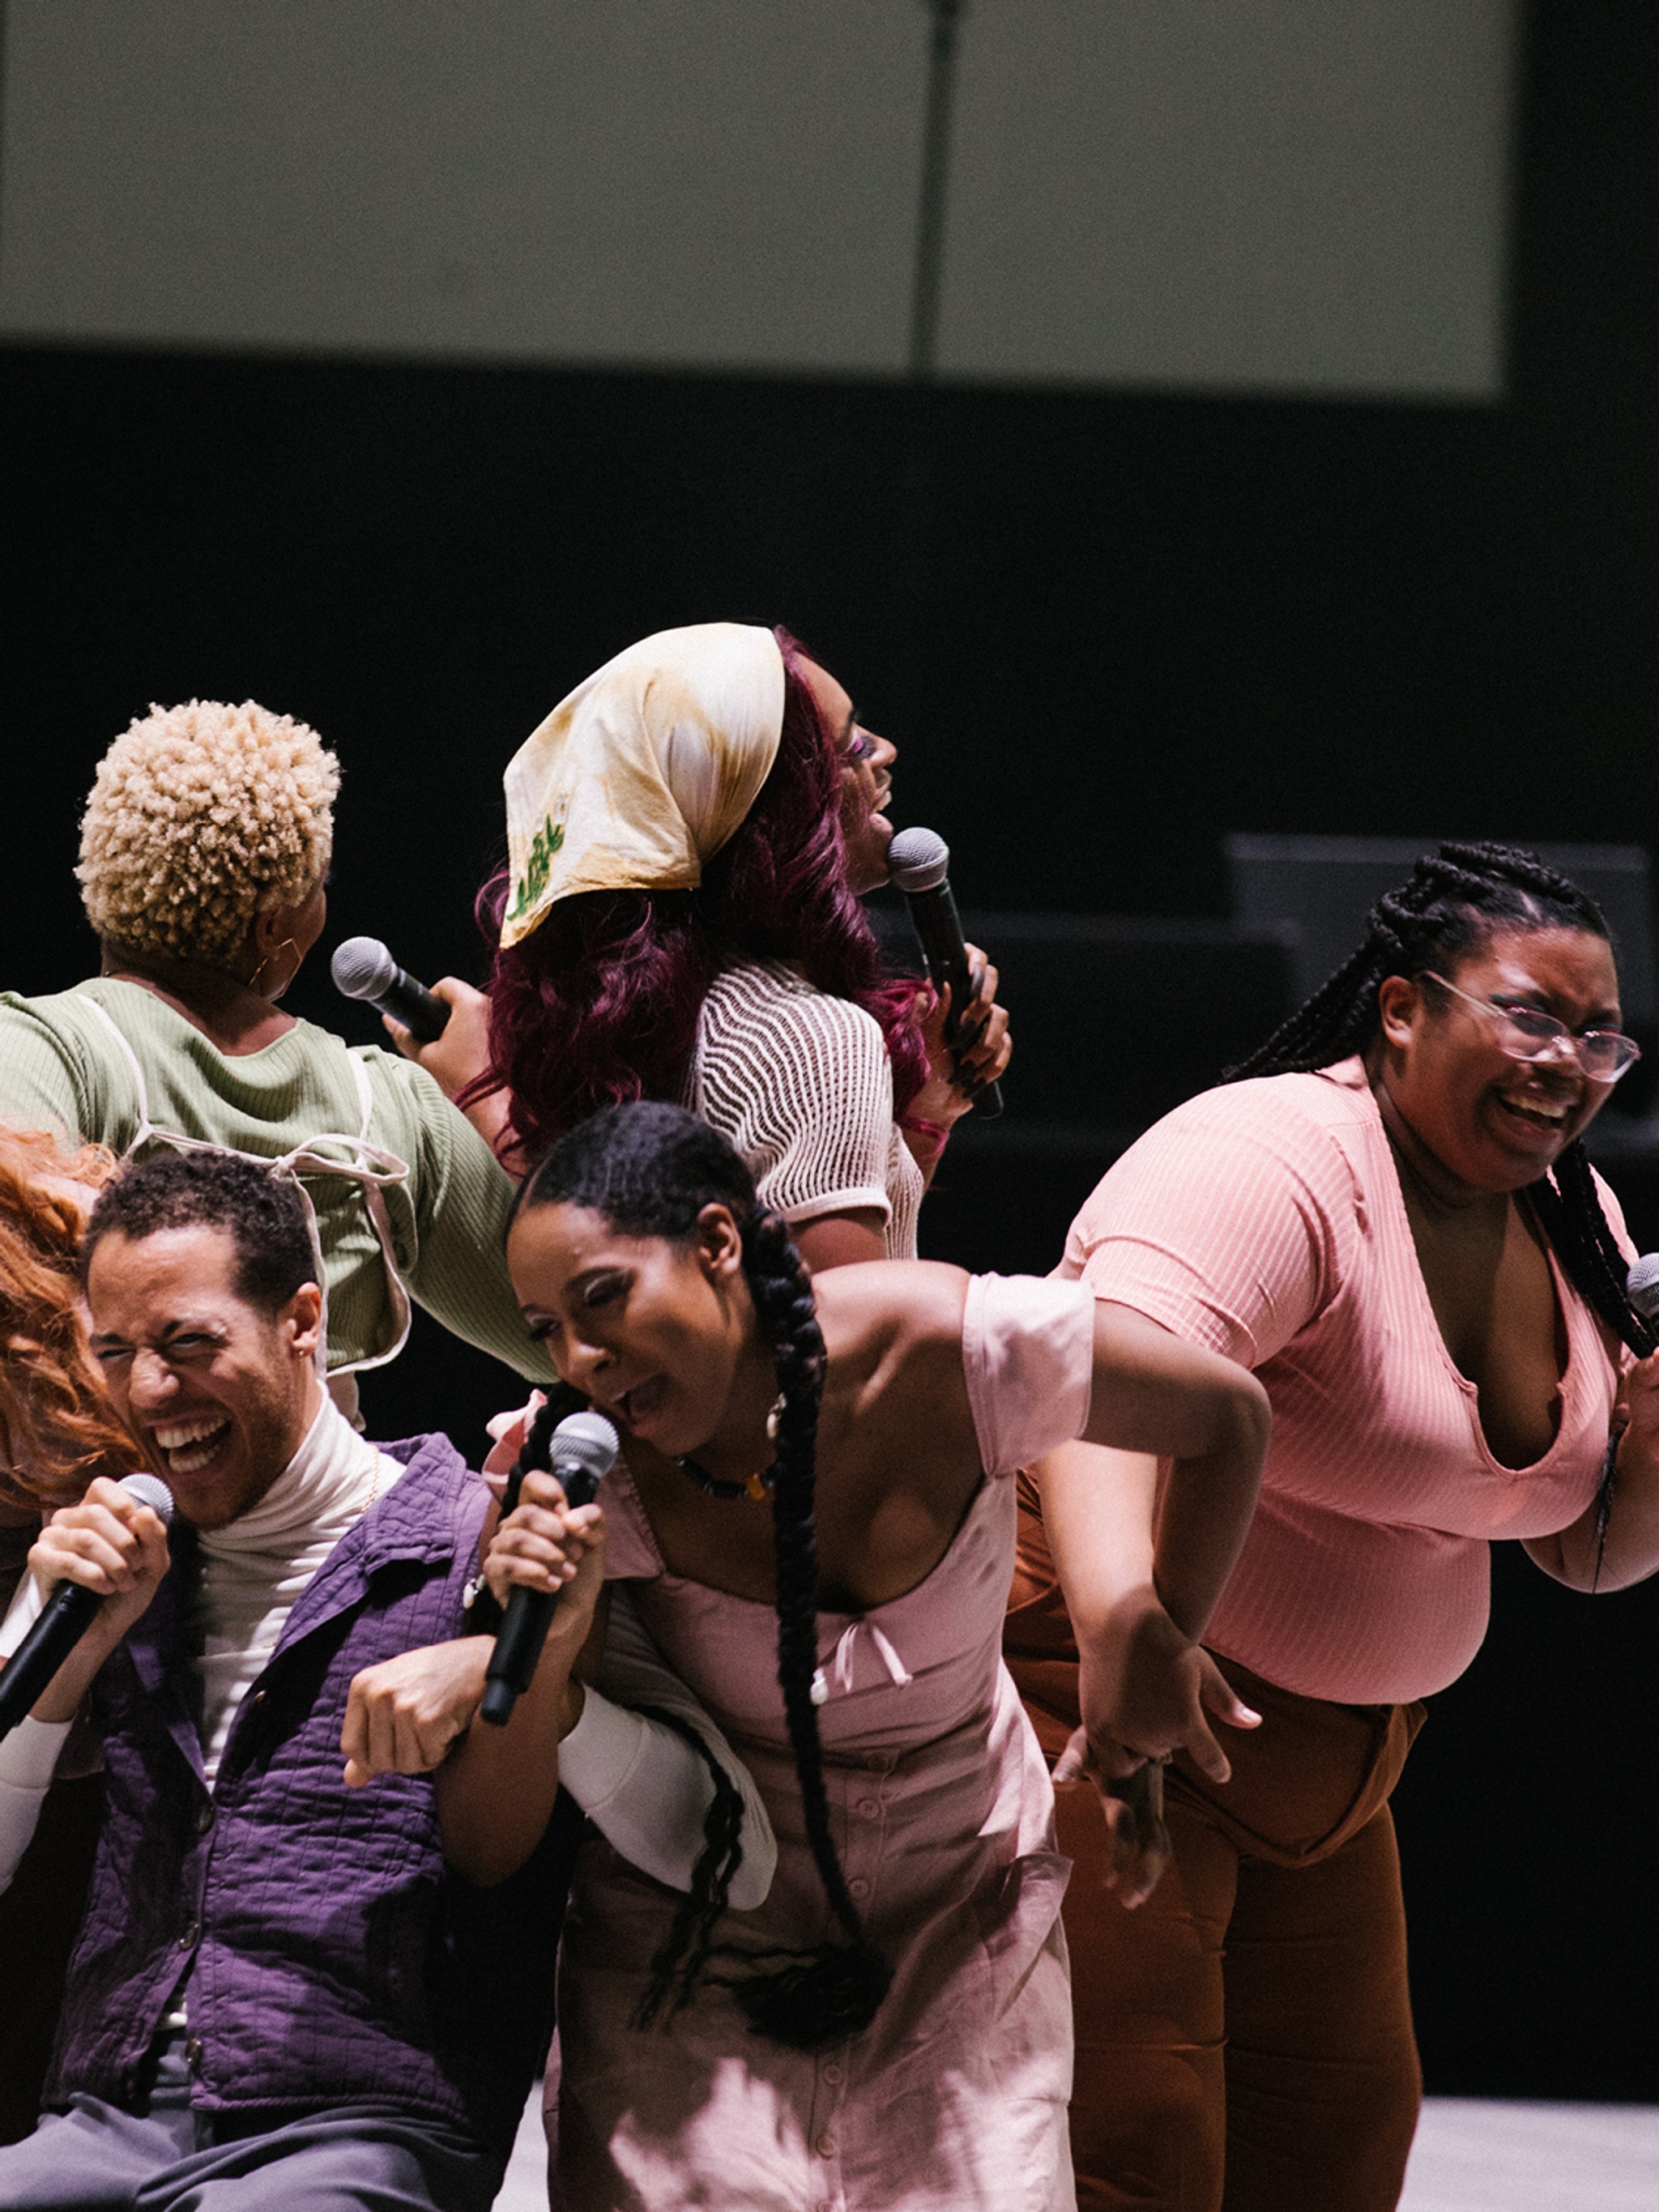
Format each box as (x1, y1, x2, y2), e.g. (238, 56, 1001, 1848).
(0, 700, 550, 1412)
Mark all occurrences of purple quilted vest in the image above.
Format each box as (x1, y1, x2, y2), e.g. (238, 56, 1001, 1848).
(42, 1434, 578, 2160)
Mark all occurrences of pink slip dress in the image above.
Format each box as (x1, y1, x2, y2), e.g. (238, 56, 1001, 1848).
(547, 1273, 1096, 2212)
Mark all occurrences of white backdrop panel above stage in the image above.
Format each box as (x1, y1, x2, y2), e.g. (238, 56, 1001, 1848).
(0, 0, 1515, 397)
(939, 0, 1515, 398)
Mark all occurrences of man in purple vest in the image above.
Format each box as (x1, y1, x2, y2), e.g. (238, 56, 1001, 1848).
(0, 1149, 771, 2210)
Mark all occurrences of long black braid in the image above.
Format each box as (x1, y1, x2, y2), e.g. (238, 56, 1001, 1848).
(722, 1206, 893, 2044)
(629, 1702, 749, 2031)
(1226, 842, 1655, 1559)
(516, 1101, 891, 2048)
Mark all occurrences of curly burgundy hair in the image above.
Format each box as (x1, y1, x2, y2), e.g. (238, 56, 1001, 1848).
(470, 629, 928, 1159)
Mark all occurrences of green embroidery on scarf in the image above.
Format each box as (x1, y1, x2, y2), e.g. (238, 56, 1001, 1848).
(509, 818, 565, 921)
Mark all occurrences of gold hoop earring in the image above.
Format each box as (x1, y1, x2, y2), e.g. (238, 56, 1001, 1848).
(249, 936, 297, 999)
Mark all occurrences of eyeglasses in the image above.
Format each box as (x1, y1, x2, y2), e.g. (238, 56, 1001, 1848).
(1421, 972, 1642, 1082)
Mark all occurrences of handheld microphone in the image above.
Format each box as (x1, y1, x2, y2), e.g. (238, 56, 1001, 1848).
(331, 937, 450, 1046)
(480, 1409, 620, 1727)
(886, 827, 1004, 1120)
(0, 1473, 174, 1742)
(1627, 1254, 1659, 1323)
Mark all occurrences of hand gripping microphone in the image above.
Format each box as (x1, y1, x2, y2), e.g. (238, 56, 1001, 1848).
(480, 1409, 620, 1727)
(886, 827, 1004, 1120)
(331, 936, 450, 1046)
(0, 1473, 173, 1742)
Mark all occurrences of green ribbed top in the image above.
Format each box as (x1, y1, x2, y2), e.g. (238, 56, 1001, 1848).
(0, 978, 551, 1384)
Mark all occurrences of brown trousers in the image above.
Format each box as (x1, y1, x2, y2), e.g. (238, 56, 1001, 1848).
(1008, 1480, 1425, 2212)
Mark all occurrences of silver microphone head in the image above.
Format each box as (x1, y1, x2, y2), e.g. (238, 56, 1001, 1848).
(120, 1472, 174, 1523)
(331, 936, 399, 1003)
(1628, 1252, 1659, 1322)
(887, 825, 950, 895)
(549, 1410, 621, 1484)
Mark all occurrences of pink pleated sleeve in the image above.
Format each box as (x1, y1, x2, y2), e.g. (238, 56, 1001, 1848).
(961, 1273, 1097, 1477)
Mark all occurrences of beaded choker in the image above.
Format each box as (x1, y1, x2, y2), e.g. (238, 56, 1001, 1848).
(675, 1395, 784, 1502)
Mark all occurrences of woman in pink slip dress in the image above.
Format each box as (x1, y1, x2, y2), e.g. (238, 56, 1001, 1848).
(450, 1101, 1270, 2212)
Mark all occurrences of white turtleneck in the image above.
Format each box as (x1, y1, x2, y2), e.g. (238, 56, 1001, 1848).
(191, 1395, 400, 1782)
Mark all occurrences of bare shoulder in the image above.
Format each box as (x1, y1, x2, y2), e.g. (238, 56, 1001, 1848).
(813, 1259, 970, 1372)
(812, 1262, 981, 1485)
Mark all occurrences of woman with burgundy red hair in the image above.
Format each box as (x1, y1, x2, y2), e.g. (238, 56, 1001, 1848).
(394, 623, 1008, 1270)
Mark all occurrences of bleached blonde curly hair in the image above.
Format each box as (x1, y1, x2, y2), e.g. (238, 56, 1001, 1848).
(77, 699, 339, 968)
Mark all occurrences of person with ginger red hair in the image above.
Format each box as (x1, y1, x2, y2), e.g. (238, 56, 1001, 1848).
(388, 624, 1010, 1271)
(0, 1126, 147, 2144)
(0, 1128, 146, 1522)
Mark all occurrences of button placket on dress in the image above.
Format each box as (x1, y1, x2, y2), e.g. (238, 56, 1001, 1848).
(807, 2050, 851, 2212)
(808, 2053, 855, 2212)
(812, 1622, 911, 1917)
(804, 1616, 911, 2207)
(834, 1745, 889, 1920)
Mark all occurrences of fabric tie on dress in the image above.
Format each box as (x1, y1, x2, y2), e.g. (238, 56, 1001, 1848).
(811, 1619, 915, 1707)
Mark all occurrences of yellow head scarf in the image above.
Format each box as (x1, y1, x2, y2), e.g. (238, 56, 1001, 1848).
(500, 623, 787, 948)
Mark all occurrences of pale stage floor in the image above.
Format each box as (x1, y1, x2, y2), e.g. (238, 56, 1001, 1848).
(495, 2095, 1659, 2210)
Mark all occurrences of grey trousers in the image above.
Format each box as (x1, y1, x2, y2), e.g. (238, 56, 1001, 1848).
(0, 2039, 503, 2212)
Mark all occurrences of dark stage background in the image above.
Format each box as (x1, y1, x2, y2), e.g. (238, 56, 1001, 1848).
(6, 0, 1659, 2101)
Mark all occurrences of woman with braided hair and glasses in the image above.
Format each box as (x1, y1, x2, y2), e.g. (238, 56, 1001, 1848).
(438, 1099, 1268, 2212)
(1004, 841, 1659, 2211)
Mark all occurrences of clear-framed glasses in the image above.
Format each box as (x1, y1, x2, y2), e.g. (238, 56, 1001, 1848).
(1421, 972, 1643, 1083)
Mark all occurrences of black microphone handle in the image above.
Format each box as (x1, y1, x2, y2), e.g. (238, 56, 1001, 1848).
(902, 884, 1005, 1120)
(368, 969, 450, 1047)
(0, 1580, 101, 1742)
(480, 1456, 607, 1727)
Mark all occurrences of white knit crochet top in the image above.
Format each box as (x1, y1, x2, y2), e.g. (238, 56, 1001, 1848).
(683, 961, 923, 1260)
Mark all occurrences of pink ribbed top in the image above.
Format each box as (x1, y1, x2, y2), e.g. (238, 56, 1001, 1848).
(1060, 1058, 1627, 1703)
